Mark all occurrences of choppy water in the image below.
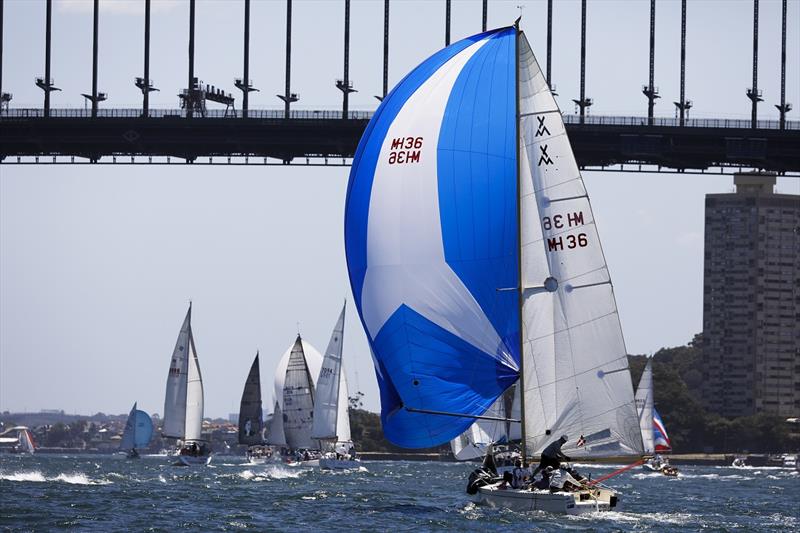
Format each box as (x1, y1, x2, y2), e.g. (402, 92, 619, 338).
(1, 455, 798, 531)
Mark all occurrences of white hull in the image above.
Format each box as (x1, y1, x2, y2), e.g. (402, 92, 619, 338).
(319, 458, 362, 470)
(642, 463, 661, 472)
(286, 459, 319, 467)
(475, 484, 618, 515)
(175, 454, 212, 466)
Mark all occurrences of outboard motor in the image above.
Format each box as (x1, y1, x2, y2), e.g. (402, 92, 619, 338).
(466, 467, 499, 495)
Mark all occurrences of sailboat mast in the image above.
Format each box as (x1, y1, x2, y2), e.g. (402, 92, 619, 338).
(513, 18, 528, 465)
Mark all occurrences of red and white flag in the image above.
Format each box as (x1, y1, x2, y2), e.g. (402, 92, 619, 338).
(576, 435, 586, 447)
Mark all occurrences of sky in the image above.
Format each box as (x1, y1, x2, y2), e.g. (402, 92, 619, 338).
(1, 0, 798, 418)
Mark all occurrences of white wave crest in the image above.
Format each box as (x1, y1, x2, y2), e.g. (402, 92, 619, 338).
(53, 472, 112, 485)
(0, 470, 47, 482)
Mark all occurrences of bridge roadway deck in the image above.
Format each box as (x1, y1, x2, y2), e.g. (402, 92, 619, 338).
(1, 109, 798, 172)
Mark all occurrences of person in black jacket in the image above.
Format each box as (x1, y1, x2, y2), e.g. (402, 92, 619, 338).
(532, 435, 570, 476)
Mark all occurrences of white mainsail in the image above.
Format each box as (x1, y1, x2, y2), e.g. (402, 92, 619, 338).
(282, 336, 317, 449)
(162, 306, 191, 439)
(635, 358, 655, 454)
(311, 304, 351, 442)
(517, 34, 643, 458)
(162, 304, 204, 442)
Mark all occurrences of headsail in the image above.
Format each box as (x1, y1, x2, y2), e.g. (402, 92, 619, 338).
(282, 336, 317, 449)
(311, 303, 350, 442)
(121, 402, 153, 451)
(265, 400, 287, 447)
(344, 28, 521, 448)
(238, 352, 264, 446)
(517, 32, 642, 458)
(635, 359, 655, 454)
(162, 305, 192, 439)
(184, 328, 204, 442)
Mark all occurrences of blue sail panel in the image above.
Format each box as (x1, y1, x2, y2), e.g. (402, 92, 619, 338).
(344, 28, 520, 448)
(133, 410, 153, 449)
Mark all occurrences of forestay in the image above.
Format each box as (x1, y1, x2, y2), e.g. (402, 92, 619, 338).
(517, 33, 642, 458)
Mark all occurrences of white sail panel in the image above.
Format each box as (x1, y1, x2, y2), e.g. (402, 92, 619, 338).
(508, 383, 522, 441)
(450, 396, 507, 460)
(517, 33, 643, 458)
(311, 305, 347, 441)
(265, 401, 287, 447)
(282, 336, 317, 449)
(635, 359, 655, 454)
(162, 307, 191, 439)
(184, 334, 204, 442)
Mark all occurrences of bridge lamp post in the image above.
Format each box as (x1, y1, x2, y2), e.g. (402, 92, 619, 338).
(277, 0, 298, 119)
(337, 0, 357, 119)
(236, 0, 258, 118)
(774, 0, 791, 130)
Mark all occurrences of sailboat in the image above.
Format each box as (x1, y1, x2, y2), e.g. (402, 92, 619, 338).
(635, 358, 677, 475)
(311, 303, 360, 470)
(272, 335, 323, 465)
(0, 426, 36, 454)
(162, 303, 211, 466)
(344, 23, 643, 514)
(119, 402, 153, 459)
(239, 352, 272, 464)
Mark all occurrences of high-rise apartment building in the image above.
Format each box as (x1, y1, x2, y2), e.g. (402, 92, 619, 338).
(701, 173, 799, 418)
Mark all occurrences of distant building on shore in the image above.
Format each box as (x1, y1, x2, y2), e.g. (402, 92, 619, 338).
(701, 172, 799, 417)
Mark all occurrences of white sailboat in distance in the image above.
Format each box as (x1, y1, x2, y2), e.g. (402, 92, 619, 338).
(344, 22, 643, 514)
(162, 303, 211, 466)
(311, 302, 360, 470)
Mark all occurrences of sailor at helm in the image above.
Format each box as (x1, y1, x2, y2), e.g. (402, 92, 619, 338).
(532, 435, 571, 476)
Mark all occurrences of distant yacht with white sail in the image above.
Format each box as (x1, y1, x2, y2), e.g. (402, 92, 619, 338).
(271, 334, 323, 465)
(311, 303, 360, 470)
(238, 352, 272, 464)
(0, 426, 36, 454)
(162, 303, 211, 466)
(119, 402, 153, 459)
(635, 358, 677, 475)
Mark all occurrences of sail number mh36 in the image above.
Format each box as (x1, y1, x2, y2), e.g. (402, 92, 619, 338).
(542, 211, 589, 252)
(388, 136, 423, 164)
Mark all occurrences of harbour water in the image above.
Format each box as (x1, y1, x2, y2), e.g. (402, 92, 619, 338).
(1, 455, 797, 531)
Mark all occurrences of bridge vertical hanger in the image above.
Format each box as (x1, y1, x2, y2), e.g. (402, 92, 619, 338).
(236, 0, 258, 119)
(482, 0, 487, 32)
(642, 0, 659, 125)
(673, 0, 691, 126)
(445, 0, 451, 46)
(91, 0, 100, 117)
(746, 0, 762, 129)
(572, 0, 592, 123)
(187, 0, 196, 118)
(136, 0, 158, 118)
(375, 0, 389, 102)
(36, 0, 60, 117)
(278, 0, 298, 119)
(775, 0, 791, 130)
(336, 0, 356, 119)
(0, 0, 5, 114)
